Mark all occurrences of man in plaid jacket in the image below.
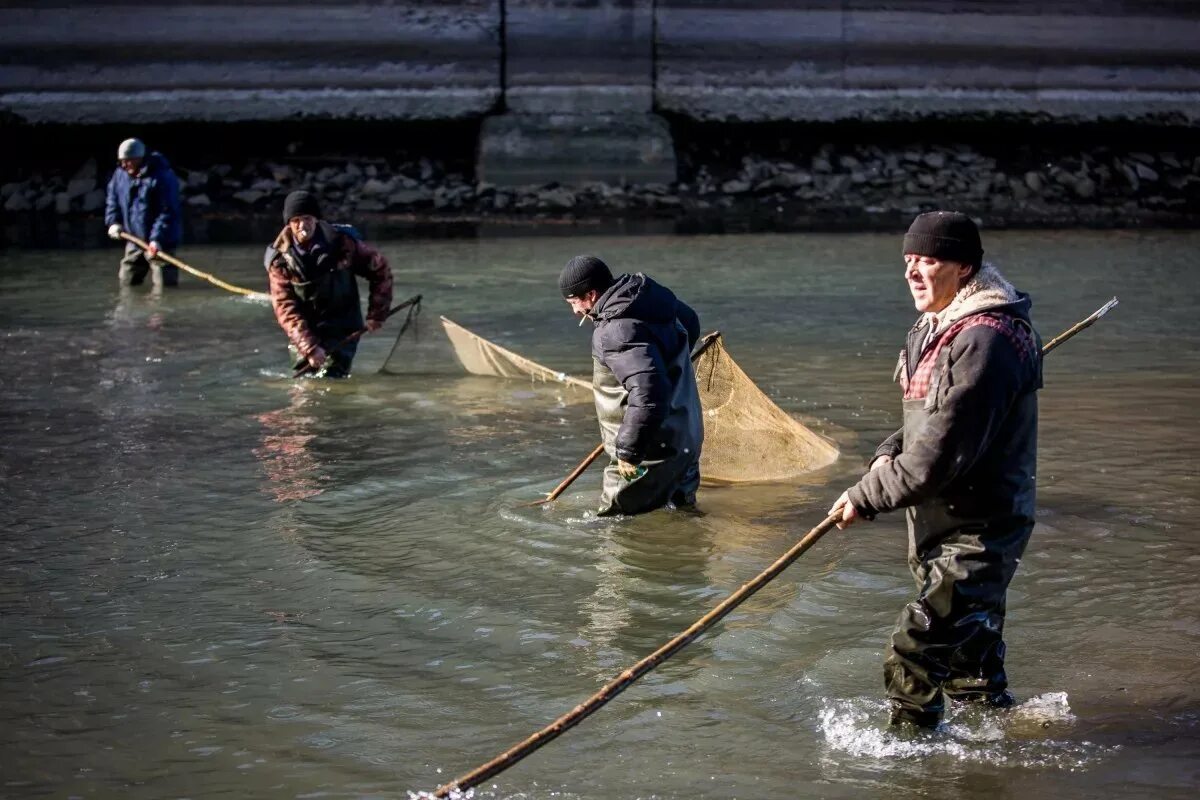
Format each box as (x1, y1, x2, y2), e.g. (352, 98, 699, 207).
(829, 211, 1042, 728)
(264, 191, 393, 378)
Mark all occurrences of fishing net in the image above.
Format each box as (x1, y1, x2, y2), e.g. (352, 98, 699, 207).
(438, 319, 838, 483)
(690, 333, 838, 483)
(440, 316, 592, 395)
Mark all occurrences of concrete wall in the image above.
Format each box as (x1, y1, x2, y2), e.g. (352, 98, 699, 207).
(0, 1, 501, 123)
(2, 0, 1199, 125)
(656, 0, 1200, 122)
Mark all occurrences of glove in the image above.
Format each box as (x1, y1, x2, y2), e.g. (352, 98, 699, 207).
(146, 241, 160, 258)
(616, 459, 645, 481)
(107, 223, 123, 240)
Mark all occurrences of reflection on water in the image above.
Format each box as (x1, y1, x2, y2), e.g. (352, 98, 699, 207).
(255, 386, 326, 504)
(1, 231, 1198, 799)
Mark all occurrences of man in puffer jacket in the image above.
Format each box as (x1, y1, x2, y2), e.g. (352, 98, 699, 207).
(265, 191, 393, 378)
(829, 211, 1042, 728)
(104, 138, 183, 289)
(559, 255, 703, 516)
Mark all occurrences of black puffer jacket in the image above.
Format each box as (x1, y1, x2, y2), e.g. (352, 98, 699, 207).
(590, 273, 703, 465)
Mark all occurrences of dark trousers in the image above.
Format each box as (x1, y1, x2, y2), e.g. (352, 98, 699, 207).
(597, 451, 700, 516)
(883, 518, 1033, 725)
(119, 243, 179, 288)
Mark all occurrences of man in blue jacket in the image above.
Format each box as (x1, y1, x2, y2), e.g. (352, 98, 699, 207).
(559, 255, 703, 516)
(104, 138, 183, 289)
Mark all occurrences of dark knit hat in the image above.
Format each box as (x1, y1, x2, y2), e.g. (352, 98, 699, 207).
(902, 211, 983, 267)
(558, 255, 614, 298)
(282, 190, 321, 223)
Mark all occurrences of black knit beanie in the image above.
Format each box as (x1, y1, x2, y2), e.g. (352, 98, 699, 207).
(282, 190, 321, 223)
(558, 255, 614, 298)
(902, 211, 983, 267)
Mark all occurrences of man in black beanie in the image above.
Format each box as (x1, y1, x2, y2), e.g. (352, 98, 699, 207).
(828, 211, 1043, 728)
(264, 190, 394, 378)
(559, 255, 703, 516)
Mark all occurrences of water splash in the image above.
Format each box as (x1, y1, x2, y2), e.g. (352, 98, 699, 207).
(818, 693, 1115, 769)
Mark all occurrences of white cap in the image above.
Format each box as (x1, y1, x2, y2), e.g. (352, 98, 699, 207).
(117, 138, 145, 160)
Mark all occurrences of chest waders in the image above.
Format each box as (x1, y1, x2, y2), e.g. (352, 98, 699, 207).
(884, 325, 1039, 727)
(282, 245, 364, 378)
(591, 324, 703, 517)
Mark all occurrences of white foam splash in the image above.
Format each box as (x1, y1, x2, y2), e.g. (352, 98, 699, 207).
(818, 693, 1115, 769)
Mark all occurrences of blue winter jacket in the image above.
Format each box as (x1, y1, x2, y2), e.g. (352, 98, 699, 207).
(104, 152, 182, 249)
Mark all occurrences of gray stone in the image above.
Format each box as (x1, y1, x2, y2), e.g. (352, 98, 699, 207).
(35, 192, 55, 211)
(4, 191, 31, 211)
(1134, 163, 1159, 181)
(70, 158, 97, 183)
(1160, 153, 1181, 169)
(186, 170, 209, 188)
(356, 198, 386, 212)
(65, 177, 95, 199)
(54, 192, 72, 214)
(233, 190, 265, 204)
(187, 193, 212, 207)
(1073, 176, 1097, 199)
(538, 188, 577, 209)
(1129, 152, 1156, 165)
(721, 179, 751, 194)
(812, 156, 833, 174)
(923, 152, 946, 169)
(1, 182, 21, 199)
(917, 173, 935, 188)
(387, 189, 433, 206)
(250, 178, 281, 193)
(360, 178, 393, 196)
(1023, 172, 1043, 192)
(81, 188, 105, 212)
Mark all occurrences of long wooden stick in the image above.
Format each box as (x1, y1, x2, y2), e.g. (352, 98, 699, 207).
(432, 300, 1117, 798)
(526, 444, 606, 506)
(292, 294, 422, 377)
(527, 330, 723, 506)
(1042, 296, 1118, 355)
(119, 232, 268, 300)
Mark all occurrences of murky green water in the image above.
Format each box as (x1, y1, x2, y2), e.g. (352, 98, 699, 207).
(1, 230, 1198, 799)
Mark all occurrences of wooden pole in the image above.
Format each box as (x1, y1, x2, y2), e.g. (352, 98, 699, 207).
(292, 294, 422, 377)
(526, 444, 606, 506)
(432, 300, 1117, 797)
(118, 232, 268, 300)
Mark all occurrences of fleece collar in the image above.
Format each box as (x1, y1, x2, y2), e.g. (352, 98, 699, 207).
(926, 262, 1018, 329)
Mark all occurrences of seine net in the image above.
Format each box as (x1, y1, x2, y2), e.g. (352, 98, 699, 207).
(691, 332, 838, 483)
(440, 316, 592, 395)
(439, 319, 838, 482)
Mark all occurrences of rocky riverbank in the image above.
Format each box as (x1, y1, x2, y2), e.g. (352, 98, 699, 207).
(3, 121, 1198, 242)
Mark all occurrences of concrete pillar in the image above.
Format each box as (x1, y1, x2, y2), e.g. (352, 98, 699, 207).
(479, 0, 677, 186)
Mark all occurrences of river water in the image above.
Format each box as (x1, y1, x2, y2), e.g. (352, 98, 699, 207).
(1, 230, 1197, 799)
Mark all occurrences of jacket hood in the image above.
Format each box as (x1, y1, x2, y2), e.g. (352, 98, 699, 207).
(928, 262, 1032, 328)
(144, 151, 172, 175)
(593, 273, 680, 325)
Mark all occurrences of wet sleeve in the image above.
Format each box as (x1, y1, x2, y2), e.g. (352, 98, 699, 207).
(600, 322, 670, 465)
(350, 240, 394, 324)
(848, 327, 1029, 517)
(104, 172, 119, 228)
(268, 262, 319, 356)
(149, 169, 181, 246)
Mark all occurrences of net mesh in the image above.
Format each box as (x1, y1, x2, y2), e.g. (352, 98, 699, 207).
(441, 316, 592, 394)
(691, 333, 839, 483)
(439, 319, 838, 483)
